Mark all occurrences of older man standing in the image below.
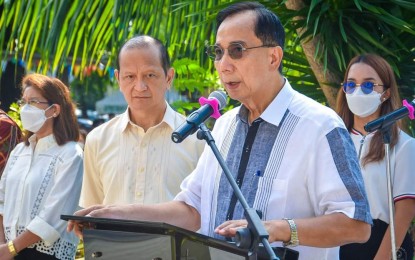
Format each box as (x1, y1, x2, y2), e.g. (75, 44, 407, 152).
(79, 35, 204, 207)
(71, 3, 371, 260)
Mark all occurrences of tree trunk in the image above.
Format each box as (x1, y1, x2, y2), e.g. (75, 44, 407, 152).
(285, 0, 340, 108)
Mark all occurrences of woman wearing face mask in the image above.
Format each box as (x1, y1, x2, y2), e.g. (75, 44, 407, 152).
(0, 74, 82, 260)
(337, 54, 415, 260)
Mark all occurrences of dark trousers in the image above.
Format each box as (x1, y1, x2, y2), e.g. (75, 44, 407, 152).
(340, 219, 414, 260)
(14, 247, 58, 260)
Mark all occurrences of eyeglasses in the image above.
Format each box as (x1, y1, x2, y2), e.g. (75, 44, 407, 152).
(17, 99, 50, 107)
(341, 81, 384, 94)
(206, 42, 277, 61)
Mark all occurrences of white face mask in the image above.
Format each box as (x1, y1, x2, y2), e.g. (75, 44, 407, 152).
(20, 104, 53, 133)
(346, 88, 383, 118)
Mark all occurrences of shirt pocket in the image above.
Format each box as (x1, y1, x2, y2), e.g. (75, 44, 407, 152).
(255, 177, 288, 220)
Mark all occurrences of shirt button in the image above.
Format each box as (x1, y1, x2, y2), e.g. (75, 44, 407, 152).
(136, 192, 142, 197)
(139, 167, 144, 172)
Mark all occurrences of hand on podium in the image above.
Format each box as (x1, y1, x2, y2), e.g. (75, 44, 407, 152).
(67, 204, 121, 238)
(215, 219, 290, 244)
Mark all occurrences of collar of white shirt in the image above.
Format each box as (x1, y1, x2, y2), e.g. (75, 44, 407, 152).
(252, 78, 295, 127)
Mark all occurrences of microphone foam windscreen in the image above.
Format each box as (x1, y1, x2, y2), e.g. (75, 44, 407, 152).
(209, 90, 228, 110)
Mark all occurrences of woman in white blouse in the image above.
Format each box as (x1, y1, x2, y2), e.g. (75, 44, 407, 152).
(337, 54, 415, 260)
(0, 74, 83, 260)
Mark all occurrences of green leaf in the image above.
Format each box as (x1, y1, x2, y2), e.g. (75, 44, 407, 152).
(307, 0, 322, 25)
(353, 0, 363, 11)
(338, 11, 348, 42)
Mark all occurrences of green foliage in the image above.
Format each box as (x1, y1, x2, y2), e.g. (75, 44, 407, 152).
(283, 44, 325, 103)
(6, 102, 21, 129)
(0, 0, 220, 79)
(171, 57, 224, 114)
(172, 58, 218, 94)
(280, 0, 415, 98)
(1, 0, 414, 129)
(0, 0, 227, 112)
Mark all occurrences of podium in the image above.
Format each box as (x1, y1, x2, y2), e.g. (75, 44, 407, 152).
(61, 215, 299, 260)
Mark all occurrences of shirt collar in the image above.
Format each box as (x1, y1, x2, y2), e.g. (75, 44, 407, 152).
(351, 128, 376, 137)
(162, 103, 178, 130)
(29, 134, 57, 151)
(351, 128, 362, 136)
(118, 108, 131, 133)
(239, 78, 295, 127)
(118, 102, 176, 132)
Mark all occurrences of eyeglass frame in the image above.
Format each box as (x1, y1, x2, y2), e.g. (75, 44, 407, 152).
(341, 81, 384, 95)
(205, 42, 278, 61)
(17, 99, 52, 107)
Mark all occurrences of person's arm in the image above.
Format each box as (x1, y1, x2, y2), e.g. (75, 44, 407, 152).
(26, 146, 83, 246)
(374, 199, 415, 260)
(79, 134, 104, 208)
(215, 212, 370, 247)
(0, 230, 41, 258)
(67, 201, 201, 238)
(0, 216, 41, 259)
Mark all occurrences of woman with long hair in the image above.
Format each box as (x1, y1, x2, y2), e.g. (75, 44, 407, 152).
(337, 54, 415, 260)
(0, 74, 82, 260)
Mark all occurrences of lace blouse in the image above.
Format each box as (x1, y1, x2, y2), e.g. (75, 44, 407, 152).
(0, 134, 83, 260)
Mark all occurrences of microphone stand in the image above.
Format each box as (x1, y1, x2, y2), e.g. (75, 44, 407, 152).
(197, 123, 279, 260)
(364, 98, 415, 260)
(379, 126, 397, 260)
(365, 124, 397, 260)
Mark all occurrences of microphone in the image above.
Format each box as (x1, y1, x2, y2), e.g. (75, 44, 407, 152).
(171, 90, 227, 143)
(364, 99, 415, 133)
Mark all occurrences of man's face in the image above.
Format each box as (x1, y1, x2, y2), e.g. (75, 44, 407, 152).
(214, 11, 281, 104)
(115, 45, 174, 114)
